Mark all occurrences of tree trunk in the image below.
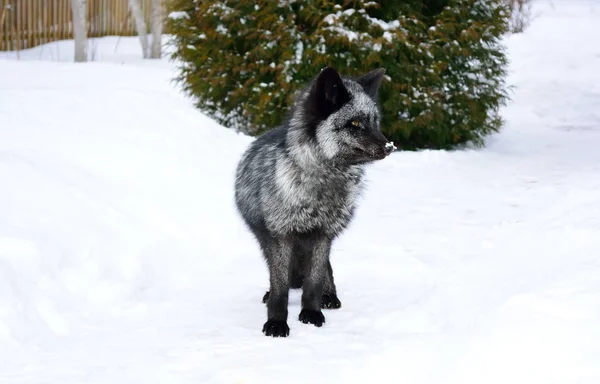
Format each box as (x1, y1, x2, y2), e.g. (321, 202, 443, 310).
(70, 0, 87, 62)
(128, 0, 148, 58)
(149, 0, 163, 59)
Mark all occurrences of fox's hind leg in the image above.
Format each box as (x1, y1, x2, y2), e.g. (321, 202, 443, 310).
(321, 260, 342, 309)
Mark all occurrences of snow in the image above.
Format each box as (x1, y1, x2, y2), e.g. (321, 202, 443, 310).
(216, 24, 228, 35)
(382, 31, 395, 43)
(364, 15, 400, 31)
(168, 11, 189, 20)
(1, 0, 600, 382)
(323, 11, 363, 42)
(323, 7, 400, 44)
(294, 40, 304, 64)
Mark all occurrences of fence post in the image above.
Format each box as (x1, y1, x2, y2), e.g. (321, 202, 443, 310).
(0, 1, 7, 51)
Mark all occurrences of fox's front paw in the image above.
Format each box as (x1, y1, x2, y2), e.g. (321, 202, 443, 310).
(321, 294, 342, 309)
(299, 309, 325, 327)
(262, 320, 290, 337)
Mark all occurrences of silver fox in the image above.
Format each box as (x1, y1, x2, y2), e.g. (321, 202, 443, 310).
(234, 66, 394, 337)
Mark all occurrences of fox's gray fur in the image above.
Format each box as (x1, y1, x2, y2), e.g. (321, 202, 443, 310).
(234, 66, 393, 337)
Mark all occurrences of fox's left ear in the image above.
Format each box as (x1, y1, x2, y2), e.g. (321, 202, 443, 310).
(357, 68, 386, 98)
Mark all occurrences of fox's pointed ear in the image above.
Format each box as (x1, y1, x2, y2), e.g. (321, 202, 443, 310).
(357, 68, 386, 98)
(312, 67, 350, 118)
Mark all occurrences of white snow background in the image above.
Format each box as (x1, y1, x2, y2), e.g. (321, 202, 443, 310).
(1, 0, 600, 382)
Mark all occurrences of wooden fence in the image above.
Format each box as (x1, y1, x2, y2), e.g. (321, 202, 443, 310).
(0, 0, 157, 51)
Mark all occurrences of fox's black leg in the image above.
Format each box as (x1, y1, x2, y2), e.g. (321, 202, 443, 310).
(290, 240, 306, 289)
(299, 236, 331, 327)
(264, 246, 339, 309)
(262, 235, 293, 337)
(262, 242, 304, 304)
(322, 260, 342, 309)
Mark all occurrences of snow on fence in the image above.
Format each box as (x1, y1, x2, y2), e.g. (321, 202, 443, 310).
(0, 0, 157, 51)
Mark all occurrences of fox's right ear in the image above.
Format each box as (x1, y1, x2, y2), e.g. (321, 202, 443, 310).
(357, 68, 386, 98)
(311, 67, 350, 118)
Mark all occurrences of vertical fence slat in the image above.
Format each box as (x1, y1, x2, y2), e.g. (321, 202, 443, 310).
(60, 0, 64, 41)
(15, 0, 21, 51)
(20, 0, 24, 50)
(125, 0, 131, 34)
(13, 0, 18, 51)
(117, 0, 122, 35)
(113, 0, 118, 35)
(89, 0, 95, 37)
(10, 0, 15, 51)
(37, 0, 41, 46)
(144, 0, 149, 34)
(29, 0, 36, 48)
(22, 0, 25, 50)
(121, 0, 125, 34)
(67, 0, 71, 40)
(87, 0, 91, 37)
(118, 0, 122, 35)
(7, 0, 13, 51)
(43, 0, 48, 46)
(105, 0, 110, 35)
(31, 0, 36, 47)
(36, 0, 40, 46)
(64, 0, 68, 40)
(30, 0, 34, 48)
(101, 0, 106, 36)
(52, 0, 56, 45)
(31, 0, 36, 48)
(25, 0, 33, 49)
(111, 0, 116, 34)
(11, 0, 15, 51)
(0, 0, 6, 51)
(114, 0, 118, 35)
(58, 0, 63, 41)
(3, 0, 8, 51)
(25, 0, 29, 48)
(66, 0, 70, 40)
(89, 0, 93, 36)
(105, 0, 110, 34)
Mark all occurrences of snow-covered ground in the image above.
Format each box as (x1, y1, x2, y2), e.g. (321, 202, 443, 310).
(1, 1, 600, 382)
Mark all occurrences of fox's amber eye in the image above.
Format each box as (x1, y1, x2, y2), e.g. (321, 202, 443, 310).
(351, 120, 360, 127)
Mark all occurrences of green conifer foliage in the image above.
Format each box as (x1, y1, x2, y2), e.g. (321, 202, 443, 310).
(167, 0, 510, 149)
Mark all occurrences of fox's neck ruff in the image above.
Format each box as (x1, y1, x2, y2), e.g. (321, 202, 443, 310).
(284, 89, 327, 171)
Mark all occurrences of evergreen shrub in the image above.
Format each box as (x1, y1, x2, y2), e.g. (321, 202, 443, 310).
(168, 0, 510, 150)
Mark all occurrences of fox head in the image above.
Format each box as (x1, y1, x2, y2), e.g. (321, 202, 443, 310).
(289, 66, 394, 166)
